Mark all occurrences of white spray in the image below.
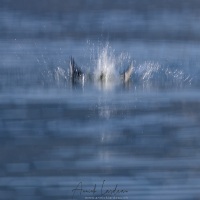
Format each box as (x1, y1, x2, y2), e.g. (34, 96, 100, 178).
(94, 44, 119, 89)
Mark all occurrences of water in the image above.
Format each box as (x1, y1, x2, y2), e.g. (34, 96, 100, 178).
(1, 1, 200, 199)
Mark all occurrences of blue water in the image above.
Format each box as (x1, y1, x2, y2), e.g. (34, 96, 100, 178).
(1, 1, 200, 200)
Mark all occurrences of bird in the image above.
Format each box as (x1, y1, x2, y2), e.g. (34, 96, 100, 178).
(69, 57, 134, 86)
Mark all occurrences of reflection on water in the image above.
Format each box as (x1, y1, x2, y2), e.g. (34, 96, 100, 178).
(1, 0, 200, 199)
(1, 90, 200, 199)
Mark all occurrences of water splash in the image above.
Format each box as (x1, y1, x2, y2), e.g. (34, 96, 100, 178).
(135, 61, 192, 88)
(54, 67, 67, 82)
(94, 44, 118, 84)
(91, 43, 131, 90)
(39, 43, 194, 90)
(164, 67, 193, 85)
(137, 61, 160, 82)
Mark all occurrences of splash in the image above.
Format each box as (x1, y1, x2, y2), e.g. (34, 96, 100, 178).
(135, 61, 192, 88)
(137, 61, 160, 82)
(42, 43, 193, 90)
(95, 44, 118, 84)
(54, 66, 67, 87)
(90, 43, 131, 90)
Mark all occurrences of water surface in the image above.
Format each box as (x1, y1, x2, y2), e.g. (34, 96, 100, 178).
(1, 1, 200, 199)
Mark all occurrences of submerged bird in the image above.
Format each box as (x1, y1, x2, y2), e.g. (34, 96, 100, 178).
(69, 57, 85, 83)
(69, 57, 134, 86)
(121, 63, 134, 83)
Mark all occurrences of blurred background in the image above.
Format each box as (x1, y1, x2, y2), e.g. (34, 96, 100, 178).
(1, 1, 200, 200)
(1, 0, 200, 41)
